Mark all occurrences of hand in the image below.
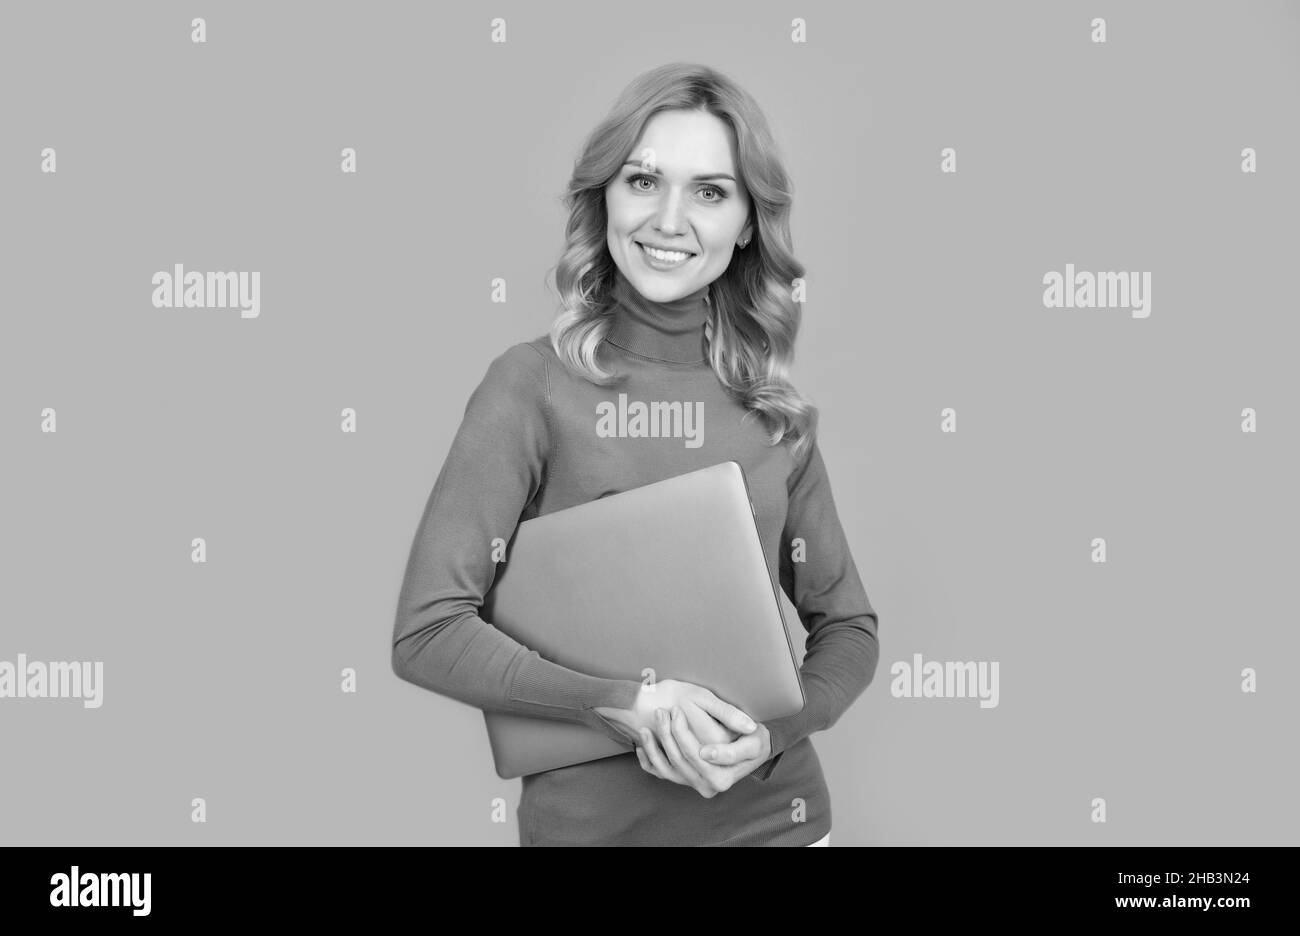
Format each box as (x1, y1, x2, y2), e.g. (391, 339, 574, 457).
(634, 705, 772, 798)
(594, 678, 755, 744)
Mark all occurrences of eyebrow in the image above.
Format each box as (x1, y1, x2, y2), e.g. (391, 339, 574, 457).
(621, 159, 736, 183)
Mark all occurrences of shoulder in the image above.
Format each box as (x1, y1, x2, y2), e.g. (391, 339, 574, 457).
(490, 338, 548, 374)
(785, 433, 824, 491)
(521, 333, 559, 366)
(471, 337, 553, 411)
(490, 335, 556, 371)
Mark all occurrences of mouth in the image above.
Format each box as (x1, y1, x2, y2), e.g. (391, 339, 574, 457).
(636, 241, 696, 268)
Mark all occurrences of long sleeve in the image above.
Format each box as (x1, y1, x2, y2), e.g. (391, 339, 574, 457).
(391, 342, 642, 742)
(750, 438, 880, 781)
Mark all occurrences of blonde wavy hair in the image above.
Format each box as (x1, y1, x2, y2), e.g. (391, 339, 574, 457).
(546, 62, 819, 463)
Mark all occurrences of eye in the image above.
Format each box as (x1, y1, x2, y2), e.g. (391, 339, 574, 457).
(626, 173, 728, 203)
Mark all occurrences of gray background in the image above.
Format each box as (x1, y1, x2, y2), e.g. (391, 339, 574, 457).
(1, 0, 1296, 845)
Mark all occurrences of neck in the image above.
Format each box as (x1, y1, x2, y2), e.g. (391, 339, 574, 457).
(604, 267, 711, 365)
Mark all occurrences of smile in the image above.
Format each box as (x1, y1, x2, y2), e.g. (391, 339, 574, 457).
(637, 242, 695, 267)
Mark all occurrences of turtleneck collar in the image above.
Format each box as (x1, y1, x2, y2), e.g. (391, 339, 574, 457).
(604, 267, 711, 365)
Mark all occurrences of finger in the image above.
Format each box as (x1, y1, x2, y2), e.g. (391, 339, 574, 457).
(637, 729, 667, 776)
(654, 708, 705, 786)
(670, 706, 725, 782)
(640, 727, 685, 784)
(696, 694, 758, 735)
(667, 706, 729, 798)
(682, 701, 739, 745)
(634, 744, 659, 778)
(699, 730, 763, 766)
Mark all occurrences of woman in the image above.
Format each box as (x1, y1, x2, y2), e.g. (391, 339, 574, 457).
(392, 62, 879, 846)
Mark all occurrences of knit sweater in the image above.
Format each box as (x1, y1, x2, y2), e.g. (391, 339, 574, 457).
(392, 267, 880, 846)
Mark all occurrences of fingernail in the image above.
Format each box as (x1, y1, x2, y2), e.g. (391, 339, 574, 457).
(741, 719, 756, 731)
(701, 747, 715, 759)
(656, 709, 666, 722)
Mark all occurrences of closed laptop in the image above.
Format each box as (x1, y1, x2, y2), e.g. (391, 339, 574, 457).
(481, 460, 804, 779)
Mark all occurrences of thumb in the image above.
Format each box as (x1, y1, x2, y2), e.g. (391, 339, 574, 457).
(700, 731, 761, 765)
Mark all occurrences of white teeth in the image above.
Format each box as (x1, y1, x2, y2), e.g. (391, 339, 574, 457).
(641, 243, 690, 262)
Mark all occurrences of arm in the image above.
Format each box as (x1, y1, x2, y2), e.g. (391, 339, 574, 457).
(748, 438, 881, 781)
(391, 343, 642, 743)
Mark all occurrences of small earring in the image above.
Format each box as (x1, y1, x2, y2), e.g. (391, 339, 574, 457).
(738, 237, 750, 248)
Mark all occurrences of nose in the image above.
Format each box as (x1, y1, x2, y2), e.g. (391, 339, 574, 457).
(653, 187, 688, 236)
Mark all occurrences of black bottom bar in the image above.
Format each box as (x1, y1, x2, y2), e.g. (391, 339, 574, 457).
(2, 844, 1285, 923)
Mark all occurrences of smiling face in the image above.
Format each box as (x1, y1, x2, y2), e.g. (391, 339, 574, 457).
(605, 108, 753, 303)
